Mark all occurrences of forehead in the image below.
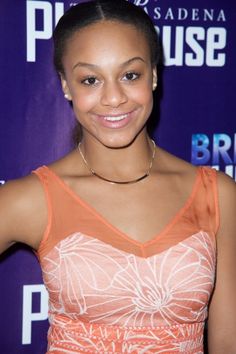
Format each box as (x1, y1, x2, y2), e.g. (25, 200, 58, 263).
(63, 21, 150, 68)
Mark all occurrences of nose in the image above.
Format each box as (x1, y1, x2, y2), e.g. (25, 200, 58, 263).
(100, 81, 128, 108)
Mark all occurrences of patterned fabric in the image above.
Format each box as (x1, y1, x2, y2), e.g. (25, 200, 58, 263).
(33, 166, 219, 353)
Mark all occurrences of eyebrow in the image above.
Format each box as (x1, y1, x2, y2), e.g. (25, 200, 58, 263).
(72, 56, 145, 71)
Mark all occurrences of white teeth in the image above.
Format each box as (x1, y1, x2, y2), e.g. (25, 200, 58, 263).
(104, 114, 128, 121)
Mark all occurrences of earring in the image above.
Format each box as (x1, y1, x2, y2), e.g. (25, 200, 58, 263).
(152, 82, 157, 91)
(64, 93, 71, 100)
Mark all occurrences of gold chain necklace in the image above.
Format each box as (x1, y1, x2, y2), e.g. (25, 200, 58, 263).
(78, 140, 156, 185)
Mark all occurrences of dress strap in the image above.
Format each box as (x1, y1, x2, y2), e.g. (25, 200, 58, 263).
(32, 166, 53, 257)
(199, 166, 220, 234)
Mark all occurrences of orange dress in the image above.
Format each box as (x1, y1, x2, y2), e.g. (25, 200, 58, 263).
(33, 166, 219, 354)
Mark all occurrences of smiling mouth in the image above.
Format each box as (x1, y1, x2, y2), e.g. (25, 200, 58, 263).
(103, 113, 129, 122)
(97, 110, 136, 122)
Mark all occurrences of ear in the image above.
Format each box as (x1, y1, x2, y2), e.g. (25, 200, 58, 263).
(60, 74, 72, 101)
(152, 67, 158, 91)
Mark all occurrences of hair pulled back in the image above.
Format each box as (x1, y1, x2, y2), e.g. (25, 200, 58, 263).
(53, 0, 161, 75)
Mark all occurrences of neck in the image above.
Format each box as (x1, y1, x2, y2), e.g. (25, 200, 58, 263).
(79, 133, 155, 182)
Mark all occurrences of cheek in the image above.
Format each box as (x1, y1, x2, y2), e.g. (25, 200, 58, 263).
(72, 90, 98, 113)
(130, 85, 153, 107)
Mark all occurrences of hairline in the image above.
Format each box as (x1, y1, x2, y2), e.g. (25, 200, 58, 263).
(59, 19, 156, 75)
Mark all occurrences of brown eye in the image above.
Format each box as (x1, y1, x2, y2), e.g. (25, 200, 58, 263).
(81, 77, 98, 86)
(123, 72, 140, 81)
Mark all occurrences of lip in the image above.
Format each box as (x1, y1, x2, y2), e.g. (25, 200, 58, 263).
(94, 109, 138, 129)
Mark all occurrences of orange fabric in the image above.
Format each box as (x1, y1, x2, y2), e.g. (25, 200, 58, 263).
(33, 166, 219, 353)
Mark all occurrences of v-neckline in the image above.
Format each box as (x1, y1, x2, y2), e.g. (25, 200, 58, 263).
(44, 165, 201, 247)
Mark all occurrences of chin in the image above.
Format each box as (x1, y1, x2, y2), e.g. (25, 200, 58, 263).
(99, 134, 140, 149)
(101, 140, 130, 149)
(85, 123, 147, 149)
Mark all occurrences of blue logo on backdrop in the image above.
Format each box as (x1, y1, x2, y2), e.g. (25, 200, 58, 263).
(191, 134, 236, 180)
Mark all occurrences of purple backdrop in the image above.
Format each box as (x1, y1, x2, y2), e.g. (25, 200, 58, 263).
(0, 1, 235, 353)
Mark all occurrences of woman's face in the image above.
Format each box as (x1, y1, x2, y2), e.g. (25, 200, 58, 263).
(61, 20, 157, 148)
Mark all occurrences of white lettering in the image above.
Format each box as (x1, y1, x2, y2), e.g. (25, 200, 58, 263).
(22, 284, 48, 345)
(25, 2, 228, 67)
(154, 7, 161, 20)
(206, 28, 226, 66)
(217, 10, 226, 22)
(185, 27, 205, 66)
(192, 8, 200, 21)
(178, 8, 188, 21)
(26, 1, 64, 62)
(162, 26, 184, 66)
(165, 8, 174, 20)
(204, 9, 214, 21)
(152, 7, 226, 22)
(55, 3, 64, 26)
(27, 1, 53, 62)
(159, 26, 227, 67)
(134, 0, 149, 6)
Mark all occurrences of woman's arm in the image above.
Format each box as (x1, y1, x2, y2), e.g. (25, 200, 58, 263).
(207, 172, 236, 353)
(0, 175, 47, 254)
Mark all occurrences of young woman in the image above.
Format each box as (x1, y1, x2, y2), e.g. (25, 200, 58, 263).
(0, 1, 235, 353)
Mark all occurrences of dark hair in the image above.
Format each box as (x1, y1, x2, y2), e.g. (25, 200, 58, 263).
(53, 0, 161, 75)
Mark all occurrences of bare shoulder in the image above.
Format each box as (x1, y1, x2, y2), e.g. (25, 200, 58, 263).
(157, 147, 197, 174)
(156, 147, 198, 191)
(0, 173, 47, 253)
(157, 147, 235, 200)
(216, 169, 236, 202)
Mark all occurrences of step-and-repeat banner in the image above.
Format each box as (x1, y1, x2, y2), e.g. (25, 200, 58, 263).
(0, 1, 235, 353)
